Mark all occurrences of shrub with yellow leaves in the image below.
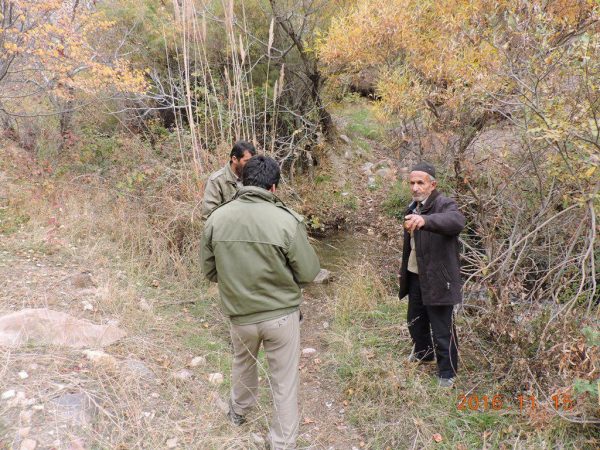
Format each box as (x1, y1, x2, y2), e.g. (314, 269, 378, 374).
(0, 1, 146, 117)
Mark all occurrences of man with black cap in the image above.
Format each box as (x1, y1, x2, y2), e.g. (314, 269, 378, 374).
(398, 162, 465, 387)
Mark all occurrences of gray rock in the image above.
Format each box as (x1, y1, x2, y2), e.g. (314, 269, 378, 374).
(49, 392, 97, 426)
(339, 134, 352, 144)
(375, 167, 394, 178)
(70, 272, 96, 289)
(173, 369, 193, 381)
(1, 390, 15, 400)
(121, 359, 156, 381)
(20, 439, 37, 450)
(208, 373, 224, 385)
(344, 150, 353, 160)
(360, 162, 374, 174)
(189, 356, 206, 367)
(0, 308, 126, 348)
(312, 269, 334, 284)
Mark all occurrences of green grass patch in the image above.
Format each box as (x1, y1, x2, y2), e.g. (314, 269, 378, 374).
(382, 180, 412, 219)
(0, 207, 30, 235)
(331, 99, 385, 141)
(314, 174, 333, 184)
(333, 189, 359, 210)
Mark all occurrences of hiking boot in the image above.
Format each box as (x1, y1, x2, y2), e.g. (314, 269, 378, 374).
(227, 408, 246, 426)
(437, 377, 455, 388)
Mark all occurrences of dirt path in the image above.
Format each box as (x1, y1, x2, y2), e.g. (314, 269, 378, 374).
(291, 123, 407, 448)
(297, 281, 364, 449)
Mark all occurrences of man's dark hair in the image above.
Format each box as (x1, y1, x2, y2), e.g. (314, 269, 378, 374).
(242, 155, 280, 190)
(230, 140, 257, 160)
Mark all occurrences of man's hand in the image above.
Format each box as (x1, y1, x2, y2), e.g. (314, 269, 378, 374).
(404, 214, 425, 232)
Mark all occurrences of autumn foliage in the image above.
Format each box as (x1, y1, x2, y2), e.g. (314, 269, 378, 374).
(0, 1, 146, 109)
(319, 0, 599, 294)
(319, 0, 600, 417)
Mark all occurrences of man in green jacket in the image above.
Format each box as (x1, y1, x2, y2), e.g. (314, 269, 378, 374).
(201, 140, 256, 219)
(200, 155, 320, 449)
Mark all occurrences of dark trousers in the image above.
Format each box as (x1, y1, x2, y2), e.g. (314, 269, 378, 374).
(407, 272, 459, 378)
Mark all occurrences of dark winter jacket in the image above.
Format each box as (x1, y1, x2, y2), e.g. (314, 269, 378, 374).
(398, 189, 465, 306)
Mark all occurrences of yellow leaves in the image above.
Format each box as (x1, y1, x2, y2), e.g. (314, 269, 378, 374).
(1, 0, 146, 96)
(374, 67, 426, 119)
(318, 0, 502, 111)
(3, 42, 20, 54)
(318, 0, 410, 70)
(584, 166, 597, 179)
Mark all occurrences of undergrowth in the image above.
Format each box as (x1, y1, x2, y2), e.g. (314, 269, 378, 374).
(326, 262, 600, 449)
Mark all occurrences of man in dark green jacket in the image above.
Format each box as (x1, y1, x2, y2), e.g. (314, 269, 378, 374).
(201, 155, 320, 449)
(201, 140, 256, 219)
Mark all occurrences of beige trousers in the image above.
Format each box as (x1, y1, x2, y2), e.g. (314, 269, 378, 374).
(230, 310, 300, 450)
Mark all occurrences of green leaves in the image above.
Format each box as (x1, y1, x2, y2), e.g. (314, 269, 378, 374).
(582, 326, 600, 347)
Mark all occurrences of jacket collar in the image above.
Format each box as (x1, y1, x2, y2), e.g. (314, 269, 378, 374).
(235, 185, 282, 205)
(407, 189, 440, 214)
(224, 163, 239, 184)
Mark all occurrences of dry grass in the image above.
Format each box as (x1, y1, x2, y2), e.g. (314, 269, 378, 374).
(324, 261, 600, 449)
(334, 262, 387, 326)
(0, 144, 280, 448)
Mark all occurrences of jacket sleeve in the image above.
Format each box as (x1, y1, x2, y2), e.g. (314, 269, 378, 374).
(200, 222, 218, 282)
(422, 199, 465, 236)
(201, 178, 222, 219)
(286, 222, 321, 286)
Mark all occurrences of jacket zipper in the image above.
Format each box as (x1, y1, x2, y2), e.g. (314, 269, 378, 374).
(441, 265, 451, 290)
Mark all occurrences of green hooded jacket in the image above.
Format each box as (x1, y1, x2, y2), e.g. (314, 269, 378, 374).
(200, 186, 320, 325)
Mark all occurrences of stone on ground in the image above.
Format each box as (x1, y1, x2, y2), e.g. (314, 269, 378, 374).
(208, 373, 224, 384)
(19, 439, 37, 450)
(0, 308, 126, 348)
(313, 269, 334, 284)
(120, 358, 156, 381)
(189, 356, 206, 367)
(302, 348, 317, 356)
(49, 392, 97, 426)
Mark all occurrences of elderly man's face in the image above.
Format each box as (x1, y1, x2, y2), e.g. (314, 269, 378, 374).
(409, 171, 436, 202)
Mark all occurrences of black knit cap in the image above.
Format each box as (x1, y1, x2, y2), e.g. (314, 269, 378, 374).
(411, 162, 436, 179)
